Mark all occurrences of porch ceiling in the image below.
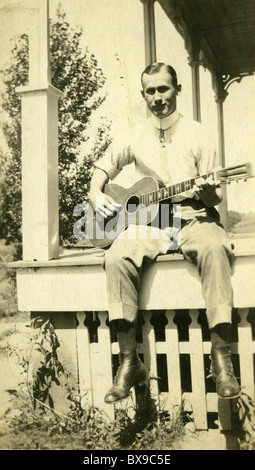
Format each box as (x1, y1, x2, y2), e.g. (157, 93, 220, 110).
(158, 0, 255, 78)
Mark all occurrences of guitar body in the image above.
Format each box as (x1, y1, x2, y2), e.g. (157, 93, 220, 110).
(88, 177, 159, 248)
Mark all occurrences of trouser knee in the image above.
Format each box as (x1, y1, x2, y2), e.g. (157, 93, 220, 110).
(198, 240, 234, 267)
(104, 249, 126, 274)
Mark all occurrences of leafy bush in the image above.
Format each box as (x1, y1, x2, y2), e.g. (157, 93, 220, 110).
(0, 240, 17, 318)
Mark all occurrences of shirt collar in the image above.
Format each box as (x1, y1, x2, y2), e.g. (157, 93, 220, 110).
(151, 109, 180, 130)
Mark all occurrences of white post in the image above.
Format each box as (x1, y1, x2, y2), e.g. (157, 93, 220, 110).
(29, 0, 51, 87)
(17, 0, 62, 261)
(190, 60, 201, 123)
(213, 75, 228, 229)
(142, 0, 157, 66)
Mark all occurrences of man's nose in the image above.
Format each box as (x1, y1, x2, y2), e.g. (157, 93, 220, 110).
(154, 90, 162, 104)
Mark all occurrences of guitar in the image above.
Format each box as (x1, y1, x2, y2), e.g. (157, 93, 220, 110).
(88, 163, 252, 248)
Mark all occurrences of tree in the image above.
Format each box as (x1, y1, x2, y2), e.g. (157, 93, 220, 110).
(226, 210, 242, 233)
(0, 6, 112, 249)
(231, 212, 255, 234)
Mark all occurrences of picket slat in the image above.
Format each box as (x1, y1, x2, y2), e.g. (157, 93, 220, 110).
(237, 308, 255, 398)
(139, 311, 160, 407)
(76, 312, 93, 408)
(188, 309, 208, 429)
(164, 310, 182, 414)
(90, 311, 114, 420)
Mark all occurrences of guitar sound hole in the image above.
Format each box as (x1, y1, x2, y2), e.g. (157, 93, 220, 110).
(126, 195, 140, 213)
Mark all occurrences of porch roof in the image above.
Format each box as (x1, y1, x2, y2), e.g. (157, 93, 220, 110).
(158, 0, 255, 78)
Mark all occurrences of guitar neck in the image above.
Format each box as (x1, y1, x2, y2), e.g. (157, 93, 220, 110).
(139, 171, 214, 206)
(136, 162, 252, 206)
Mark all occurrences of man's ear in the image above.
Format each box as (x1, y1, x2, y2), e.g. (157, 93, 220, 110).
(176, 84, 182, 95)
(141, 90, 145, 99)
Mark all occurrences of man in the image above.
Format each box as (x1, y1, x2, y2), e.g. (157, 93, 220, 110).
(89, 62, 240, 404)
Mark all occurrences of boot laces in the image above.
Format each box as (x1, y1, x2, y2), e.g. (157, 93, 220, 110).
(113, 353, 137, 383)
(114, 363, 122, 384)
(225, 351, 234, 376)
(211, 349, 235, 378)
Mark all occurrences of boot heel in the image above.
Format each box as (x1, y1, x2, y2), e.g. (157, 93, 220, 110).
(137, 365, 150, 387)
(138, 378, 148, 387)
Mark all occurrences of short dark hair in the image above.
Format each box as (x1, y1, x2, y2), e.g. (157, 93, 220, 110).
(141, 62, 178, 88)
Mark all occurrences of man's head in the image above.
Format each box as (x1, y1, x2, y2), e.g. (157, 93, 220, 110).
(141, 62, 181, 118)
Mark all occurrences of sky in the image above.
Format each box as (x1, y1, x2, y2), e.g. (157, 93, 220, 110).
(0, 0, 255, 213)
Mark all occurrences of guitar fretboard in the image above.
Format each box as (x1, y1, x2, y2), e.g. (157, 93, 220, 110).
(139, 171, 214, 206)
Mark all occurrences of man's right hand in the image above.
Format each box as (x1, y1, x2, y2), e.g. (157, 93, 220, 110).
(90, 191, 122, 219)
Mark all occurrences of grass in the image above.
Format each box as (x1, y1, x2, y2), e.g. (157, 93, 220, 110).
(0, 390, 186, 450)
(0, 341, 187, 451)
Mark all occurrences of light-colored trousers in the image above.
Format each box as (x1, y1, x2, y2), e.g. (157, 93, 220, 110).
(103, 217, 235, 330)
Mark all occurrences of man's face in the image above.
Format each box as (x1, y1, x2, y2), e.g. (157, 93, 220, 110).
(141, 69, 179, 118)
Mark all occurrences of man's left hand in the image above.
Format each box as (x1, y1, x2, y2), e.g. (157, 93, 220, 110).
(193, 175, 223, 207)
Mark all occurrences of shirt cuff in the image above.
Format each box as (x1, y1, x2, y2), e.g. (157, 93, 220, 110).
(94, 156, 121, 180)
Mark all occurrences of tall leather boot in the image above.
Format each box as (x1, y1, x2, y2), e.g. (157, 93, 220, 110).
(104, 321, 148, 404)
(210, 323, 240, 399)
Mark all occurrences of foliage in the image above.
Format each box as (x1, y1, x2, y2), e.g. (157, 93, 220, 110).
(231, 212, 255, 234)
(237, 391, 255, 449)
(28, 318, 66, 410)
(227, 210, 255, 234)
(0, 6, 112, 248)
(0, 240, 17, 318)
(226, 210, 242, 233)
(0, 32, 27, 245)
(0, 316, 186, 450)
(1, 390, 185, 450)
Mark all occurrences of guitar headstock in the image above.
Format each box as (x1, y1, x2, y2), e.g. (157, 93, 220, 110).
(216, 162, 253, 183)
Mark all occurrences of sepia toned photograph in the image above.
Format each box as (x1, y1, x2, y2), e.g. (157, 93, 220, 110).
(0, 0, 255, 454)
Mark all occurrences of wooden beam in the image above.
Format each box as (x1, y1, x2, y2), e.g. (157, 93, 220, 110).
(13, 252, 255, 312)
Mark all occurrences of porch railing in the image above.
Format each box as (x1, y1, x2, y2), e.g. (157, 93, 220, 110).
(75, 307, 255, 429)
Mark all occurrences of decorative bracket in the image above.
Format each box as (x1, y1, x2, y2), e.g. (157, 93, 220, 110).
(222, 72, 254, 92)
(213, 71, 254, 103)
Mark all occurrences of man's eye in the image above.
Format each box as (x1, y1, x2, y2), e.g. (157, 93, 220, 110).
(146, 89, 155, 95)
(158, 87, 169, 93)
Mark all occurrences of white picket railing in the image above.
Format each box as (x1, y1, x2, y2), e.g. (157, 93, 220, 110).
(76, 308, 255, 429)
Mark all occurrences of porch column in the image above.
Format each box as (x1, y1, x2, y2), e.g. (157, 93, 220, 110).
(16, 0, 62, 261)
(216, 98, 226, 167)
(142, 0, 157, 66)
(188, 33, 202, 123)
(189, 60, 201, 123)
(213, 75, 229, 229)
